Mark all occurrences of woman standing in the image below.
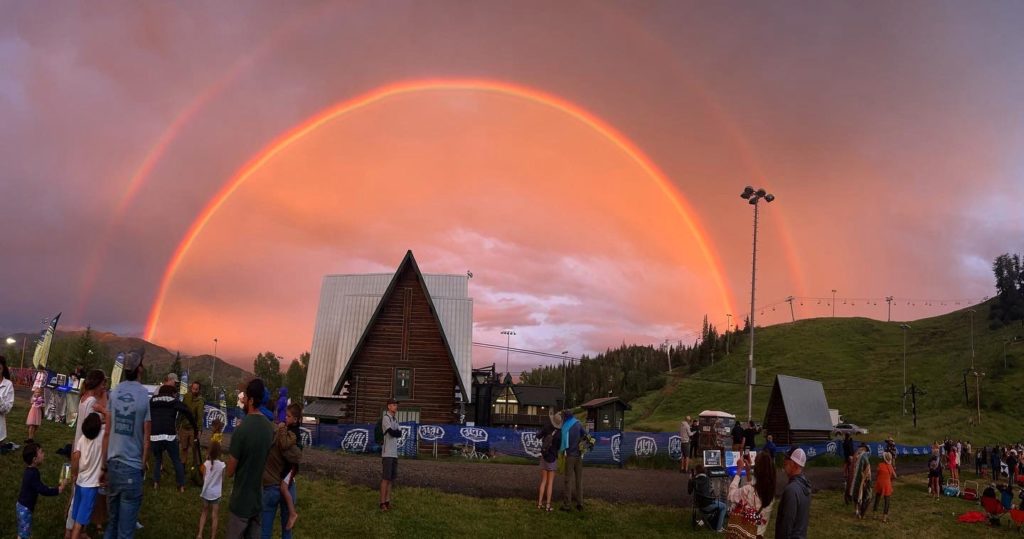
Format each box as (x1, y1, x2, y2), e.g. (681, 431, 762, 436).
(849, 444, 873, 518)
(535, 412, 562, 511)
(0, 356, 14, 446)
(948, 444, 960, 482)
(927, 454, 942, 498)
(726, 451, 777, 538)
(873, 451, 897, 522)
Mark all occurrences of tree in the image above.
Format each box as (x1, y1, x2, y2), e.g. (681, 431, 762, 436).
(170, 351, 183, 379)
(253, 351, 283, 392)
(285, 356, 307, 404)
(991, 253, 1024, 326)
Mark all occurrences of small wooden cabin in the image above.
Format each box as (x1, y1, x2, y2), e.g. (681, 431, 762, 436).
(762, 374, 834, 445)
(580, 396, 630, 431)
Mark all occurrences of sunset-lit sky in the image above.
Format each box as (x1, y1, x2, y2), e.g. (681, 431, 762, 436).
(2, 2, 1022, 373)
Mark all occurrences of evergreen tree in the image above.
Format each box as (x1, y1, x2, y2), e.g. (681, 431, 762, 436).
(285, 354, 307, 403)
(170, 351, 183, 378)
(253, 351, 283, 391)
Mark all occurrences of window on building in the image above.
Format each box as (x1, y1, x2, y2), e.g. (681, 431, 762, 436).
(395, 368, 412, 400)
(492, 386, 519, 415)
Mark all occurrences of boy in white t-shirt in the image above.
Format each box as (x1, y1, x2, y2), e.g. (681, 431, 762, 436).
(197, 441, 226, 539)
(70, 412, 104, 539)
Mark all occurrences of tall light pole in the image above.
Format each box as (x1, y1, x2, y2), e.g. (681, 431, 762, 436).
(500, 329, 515, 377)
(899, 324, 911, 415)
(663, 339, 673, 371)
(6, 336, 28, 369)
(561, 350, 569, 408)
(740, 185, 775, 422)
(831, 289, 837, 317)
(886, 296, 894, 322)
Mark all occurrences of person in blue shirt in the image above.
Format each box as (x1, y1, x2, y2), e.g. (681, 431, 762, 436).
(763, 434, 778, 458)
(104, 349, 151, 539)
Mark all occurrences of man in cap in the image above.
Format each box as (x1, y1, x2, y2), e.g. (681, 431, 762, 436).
(775, 447, 812, 539)
(103, 349, 151, 539)
(679, 415, 693, 473)
(379, 398, 401, 511)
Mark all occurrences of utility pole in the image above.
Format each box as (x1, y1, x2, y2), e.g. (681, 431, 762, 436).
(910, 384, 919, 428)
(900, 324, 911, 415)
(974, 371, 984, 425)
(962, 370, 969, 406)
(832, 289, 837, 317)
(664, 339, 673, 371)
(740, 185, 774, 423)
(561, 351, 569, 408)
(886, 296, 894, 322)
(212, 338, 218, 389)
(785, 296, 795, 322)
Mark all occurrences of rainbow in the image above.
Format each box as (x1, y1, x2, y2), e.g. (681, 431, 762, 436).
(144, 78, 738, 341)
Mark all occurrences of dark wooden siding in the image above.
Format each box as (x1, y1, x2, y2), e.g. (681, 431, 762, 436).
(343, 263, 458, 424)
(763, 383, 792, 446)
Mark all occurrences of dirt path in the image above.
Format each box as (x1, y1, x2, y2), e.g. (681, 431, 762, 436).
(296, 445, 931, 507)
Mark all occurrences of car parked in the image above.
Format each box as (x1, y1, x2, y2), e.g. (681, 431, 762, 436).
(832, 423, 869, 436)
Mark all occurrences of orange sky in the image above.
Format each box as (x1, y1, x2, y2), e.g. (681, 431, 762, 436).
(2, 2, 1020, 372)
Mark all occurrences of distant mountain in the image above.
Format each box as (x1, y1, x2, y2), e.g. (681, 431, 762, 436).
(2, 329, 252, 394)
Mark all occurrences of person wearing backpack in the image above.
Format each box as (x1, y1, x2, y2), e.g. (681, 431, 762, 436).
(559, 409, 589, 512)
(535, 412, 562, 511)
(379, 399, 401, 512)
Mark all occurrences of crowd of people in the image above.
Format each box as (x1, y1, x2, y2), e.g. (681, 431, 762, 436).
(3, 352, 304, 539)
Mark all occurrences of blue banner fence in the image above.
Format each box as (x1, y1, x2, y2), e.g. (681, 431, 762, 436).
(201, 405, 930, 465)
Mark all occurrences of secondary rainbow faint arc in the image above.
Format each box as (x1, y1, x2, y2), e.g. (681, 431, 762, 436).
(143, 78, 738, 341)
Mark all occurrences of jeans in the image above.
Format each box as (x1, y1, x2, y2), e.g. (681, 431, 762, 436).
(105, 459, 143, 539)
(151, 439, 185, 487)
(261, 482, 297, 539)
(702, 500, 727, 531)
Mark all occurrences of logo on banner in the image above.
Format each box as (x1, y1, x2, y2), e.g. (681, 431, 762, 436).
(826, 441, 837, 455)
(806, 446, 817, 458)
(521, 432, 542, 457)
(876, 444, 885, 457)
(204, 407, 226, 430)
(299, 427, 313, 448)
(912, 447, 920, 455)
(635, 436, 657, 458)
(460, 427, 488, 443)
(398, 425, 412, 449)
(418, 425, 445, 441)
(341, 428, 370, 452)
(611, 434, 622, 463)
(668, 436, 682, 461)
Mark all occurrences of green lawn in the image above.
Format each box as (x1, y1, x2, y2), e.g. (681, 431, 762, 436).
(3, 401, 1017, 537)
(627, 304, 1024, 446)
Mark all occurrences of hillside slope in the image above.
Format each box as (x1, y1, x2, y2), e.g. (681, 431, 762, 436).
(626, 301, 1024, 445)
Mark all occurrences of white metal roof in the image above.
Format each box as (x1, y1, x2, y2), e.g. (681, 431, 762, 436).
(304, 272, 473, 400)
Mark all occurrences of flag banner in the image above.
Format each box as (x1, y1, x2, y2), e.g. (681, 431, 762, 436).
(195, 408, 934, 467)
(109, 352, 125, 390)
(31, 312, 60, 369)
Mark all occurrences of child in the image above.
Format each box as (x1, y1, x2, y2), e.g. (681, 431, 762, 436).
(197, 441, 225, 539)
(17, 441, 65, 539)
(873, 451, 897, 523)
(26, 388, 43, 440)
(280, 403, 304, 530)
(70, 413, 103, 539)
(210, 418, 224, 445)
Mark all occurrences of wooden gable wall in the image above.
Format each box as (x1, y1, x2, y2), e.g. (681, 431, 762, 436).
(342, 260, 458, 424)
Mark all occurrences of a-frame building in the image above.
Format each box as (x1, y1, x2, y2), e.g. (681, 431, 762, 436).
(304, 251, 471, 424)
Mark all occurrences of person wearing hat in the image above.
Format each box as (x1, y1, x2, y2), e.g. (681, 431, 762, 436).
(104, 349, 151, 538)
(559, 409, 589, 512)
(774, 447, 811, 539)
(379, 398, 401, 512)
(535, 411, 563, 511)
(679, 416, 693, 473)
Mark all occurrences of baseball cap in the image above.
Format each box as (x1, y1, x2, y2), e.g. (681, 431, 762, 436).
(122, 349, 144, 371)
(386, 398, 398, 405)
(165, 373, 179, 383)
(787, 447, 807, 467)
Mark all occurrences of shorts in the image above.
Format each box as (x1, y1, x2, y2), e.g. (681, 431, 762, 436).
(540, 459, 557, 472)
(71, 485, 99, 526)
(16, 502, 32, 539)
(202, 497, 221, 506)
(382, 457, 398, 481)
(680, 442, 690, 456)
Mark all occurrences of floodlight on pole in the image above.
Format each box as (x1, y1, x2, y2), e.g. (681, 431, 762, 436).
(739, 185, 775, 422)
(500, 329, 516, 377)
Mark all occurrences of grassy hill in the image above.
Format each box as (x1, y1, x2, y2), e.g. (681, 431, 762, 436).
(626, 300, 1024, 445)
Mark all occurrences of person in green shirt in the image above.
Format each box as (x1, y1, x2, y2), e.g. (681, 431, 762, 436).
(225, 379, 274, 539)
(179, 381, 205, 469)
